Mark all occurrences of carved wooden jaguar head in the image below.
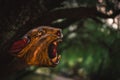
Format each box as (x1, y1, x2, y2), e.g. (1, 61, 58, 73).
(9, 26, 63, 67)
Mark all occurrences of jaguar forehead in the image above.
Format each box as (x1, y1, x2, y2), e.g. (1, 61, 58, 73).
(40, 26, 61, 30)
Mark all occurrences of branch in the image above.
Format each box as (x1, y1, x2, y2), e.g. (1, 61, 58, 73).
(97, 9, 120, 18)
(35, 7, 120, 25)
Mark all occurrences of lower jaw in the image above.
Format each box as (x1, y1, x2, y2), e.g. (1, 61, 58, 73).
(51, 55, 61, 65)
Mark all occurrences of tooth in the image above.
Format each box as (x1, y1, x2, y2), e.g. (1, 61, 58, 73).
(53, 42, 57, 46)
(58, 55, 61, 60)
(51, 56, 57, 63)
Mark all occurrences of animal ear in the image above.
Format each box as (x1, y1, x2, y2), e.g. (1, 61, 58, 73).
(9, 38, 29, 56)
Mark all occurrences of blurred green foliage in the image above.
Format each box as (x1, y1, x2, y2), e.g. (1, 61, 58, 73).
(53, 18, 120, 79)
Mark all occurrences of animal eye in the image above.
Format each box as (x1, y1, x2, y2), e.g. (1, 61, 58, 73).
(38, 31, 42, 36)
(38, 29, 46, 36)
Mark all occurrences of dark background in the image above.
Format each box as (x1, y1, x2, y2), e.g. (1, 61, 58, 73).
(0, 0, 120, 80)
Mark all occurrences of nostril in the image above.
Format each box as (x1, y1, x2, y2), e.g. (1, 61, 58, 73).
(56, 30, 61, 36)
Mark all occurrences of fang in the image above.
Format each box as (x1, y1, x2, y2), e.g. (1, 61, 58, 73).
(53, 42, 57, 46)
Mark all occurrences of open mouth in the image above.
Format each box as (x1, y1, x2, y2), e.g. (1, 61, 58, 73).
(48, 38, 62, 65)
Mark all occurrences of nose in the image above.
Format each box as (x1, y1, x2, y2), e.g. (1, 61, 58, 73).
(56, 29, 63, 38)
(60, 29, 63, 38)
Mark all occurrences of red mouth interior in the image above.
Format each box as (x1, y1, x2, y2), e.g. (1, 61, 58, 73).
(48, 41, 57, 59)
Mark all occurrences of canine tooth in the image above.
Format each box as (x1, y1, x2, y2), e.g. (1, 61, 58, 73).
(53, 42, 57, 46)
(58, 55, 61, 60)
(51, 56, 57, 63)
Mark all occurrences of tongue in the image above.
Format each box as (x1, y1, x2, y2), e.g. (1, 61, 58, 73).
(53, 45, 57, 57)
(48, 41, 58, 58)
(48, 42, 57, 58)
